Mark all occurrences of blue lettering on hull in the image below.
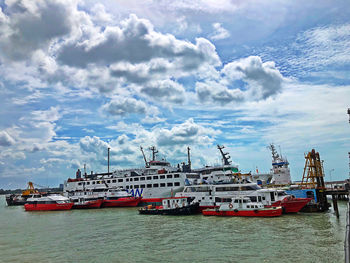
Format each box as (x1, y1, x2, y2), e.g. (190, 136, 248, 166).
(127, 189, 143, 197)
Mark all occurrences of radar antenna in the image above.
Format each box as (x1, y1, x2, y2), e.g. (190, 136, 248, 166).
(149, 146, 158, 161)
(217, 145, 231, 165)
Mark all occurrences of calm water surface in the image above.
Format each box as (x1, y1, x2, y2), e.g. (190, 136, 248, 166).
(0, 195, 346, 263)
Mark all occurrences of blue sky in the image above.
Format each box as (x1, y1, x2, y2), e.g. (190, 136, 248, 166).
(0, 0, 350, 189)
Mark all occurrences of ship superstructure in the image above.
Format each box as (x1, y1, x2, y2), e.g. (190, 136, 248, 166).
(63, 146, 199, 203)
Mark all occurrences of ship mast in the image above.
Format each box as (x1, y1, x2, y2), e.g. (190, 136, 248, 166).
(217, 145, 231, 165)
(187, 146, 191, 170)
(149, 146, 158, 161)
(268, 144, 279, 162)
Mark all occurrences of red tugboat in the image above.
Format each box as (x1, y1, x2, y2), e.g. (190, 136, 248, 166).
(102, 188, 142, 207)
(202, 196, 282, 217)
(24, 194, 73, 211)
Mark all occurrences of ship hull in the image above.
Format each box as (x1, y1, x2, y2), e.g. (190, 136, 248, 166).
(102, 197, 141, 207)
(202, 207, 282, 217)
(24, 203, 73, 211)
(271, 198, 312, 213)
(72, 199, 103, 209)
(139, 203, 200, 216)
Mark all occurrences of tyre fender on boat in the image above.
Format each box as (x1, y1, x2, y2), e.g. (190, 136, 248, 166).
(233, 209, 238, 213)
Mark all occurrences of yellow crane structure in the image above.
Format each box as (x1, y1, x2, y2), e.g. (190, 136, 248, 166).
(300, 149, 329, 211)
(301, 149, 326, 189)
(21, 182, 39, 196)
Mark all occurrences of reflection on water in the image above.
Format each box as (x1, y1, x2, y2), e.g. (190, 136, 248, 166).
(0, 196, 345, 263)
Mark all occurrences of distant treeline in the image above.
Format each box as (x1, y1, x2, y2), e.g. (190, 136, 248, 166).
(0, 187, 63, 195)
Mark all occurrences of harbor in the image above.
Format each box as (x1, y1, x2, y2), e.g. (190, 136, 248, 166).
(0, 195, 346, 263)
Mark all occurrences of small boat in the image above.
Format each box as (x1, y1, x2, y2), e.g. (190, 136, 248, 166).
(6, 182, 42, 206)
(24, 194, 73, 211)
(202, 196, 282, 217)
(102, 188, 141, 207)
(139, 197, 200, 215)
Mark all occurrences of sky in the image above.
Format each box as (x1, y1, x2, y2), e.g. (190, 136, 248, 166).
(0, 0, 350, 189)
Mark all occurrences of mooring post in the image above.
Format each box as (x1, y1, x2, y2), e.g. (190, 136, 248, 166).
(332, 194, 339, 218)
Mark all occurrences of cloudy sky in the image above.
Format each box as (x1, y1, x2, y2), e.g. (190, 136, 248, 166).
(0, 0, 349, 189)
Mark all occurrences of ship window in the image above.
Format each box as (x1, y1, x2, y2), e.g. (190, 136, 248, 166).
(174, 174, 180, 178)
(112, 180, 116, 183)
(140, 185, 145, 188)
(147, 176, 152, 180)
(167, 183, 173, 187)
(126, 178, 130, 182)
(153, 184, 159, 187)
(247, 205, 250, 208)
(134, 178, 139, 181)
(153, 176, 159, 180)
(160, 175, 165, 179)
(160, 183, 166, 187)
(126, 185, 129, 189)
(97, 181, 101, 184)
(174, 182, 180, 186)
(147, 184, 152, 188)
(250, 196, 257, 202)
(258, 196, 262, 202)
(234, 200, 239, 203)
(107, 180, 111, 183)
(118, 179, 123, 183)
(92, 181, 95, 184)
(140, 177, 145, 181)
(87, 182, 90, 185)
(134, 185, 139, 188)
(78, 183, 82, 185)
(262, 197, 265, 200)
(167, 174, 172, 179)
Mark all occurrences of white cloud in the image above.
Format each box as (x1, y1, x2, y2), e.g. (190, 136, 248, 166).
(0, 0, 77, 61)
(210, 23, 230, 40)
(196, 56, 284, 105)
(156, 118, 218, 146)
(0, 130, 16, 146)
(102, 97, 150, 116)
(140, 79, 185, 104)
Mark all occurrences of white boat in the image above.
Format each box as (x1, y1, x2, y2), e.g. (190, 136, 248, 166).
(176, 183, 310, 213)
(64, 146, 199, 205)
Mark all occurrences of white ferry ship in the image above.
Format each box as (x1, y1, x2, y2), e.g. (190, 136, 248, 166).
(63, 147, 199, 204)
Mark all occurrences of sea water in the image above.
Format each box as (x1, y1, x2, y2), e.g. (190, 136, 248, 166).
(0, 196, 345, 263)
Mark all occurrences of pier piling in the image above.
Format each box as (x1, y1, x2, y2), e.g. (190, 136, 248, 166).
(332, 195, 339, 218)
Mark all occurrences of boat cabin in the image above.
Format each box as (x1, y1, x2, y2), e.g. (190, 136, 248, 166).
(162, 197, 191, 210)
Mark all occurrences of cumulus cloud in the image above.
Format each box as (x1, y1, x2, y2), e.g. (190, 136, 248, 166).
(0, 130, 16, 146)
(57, 14, 220, 70)
(196, 81, 244, 105)
(156, 118, 217, 146)
(196, 56, 284, 104)
(0, 0, 76, 61)
(141, 79, 185, 104)
(210, 23, 230, 40)
(80, 136, 110, 154)
(102, 97, 149, 116)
